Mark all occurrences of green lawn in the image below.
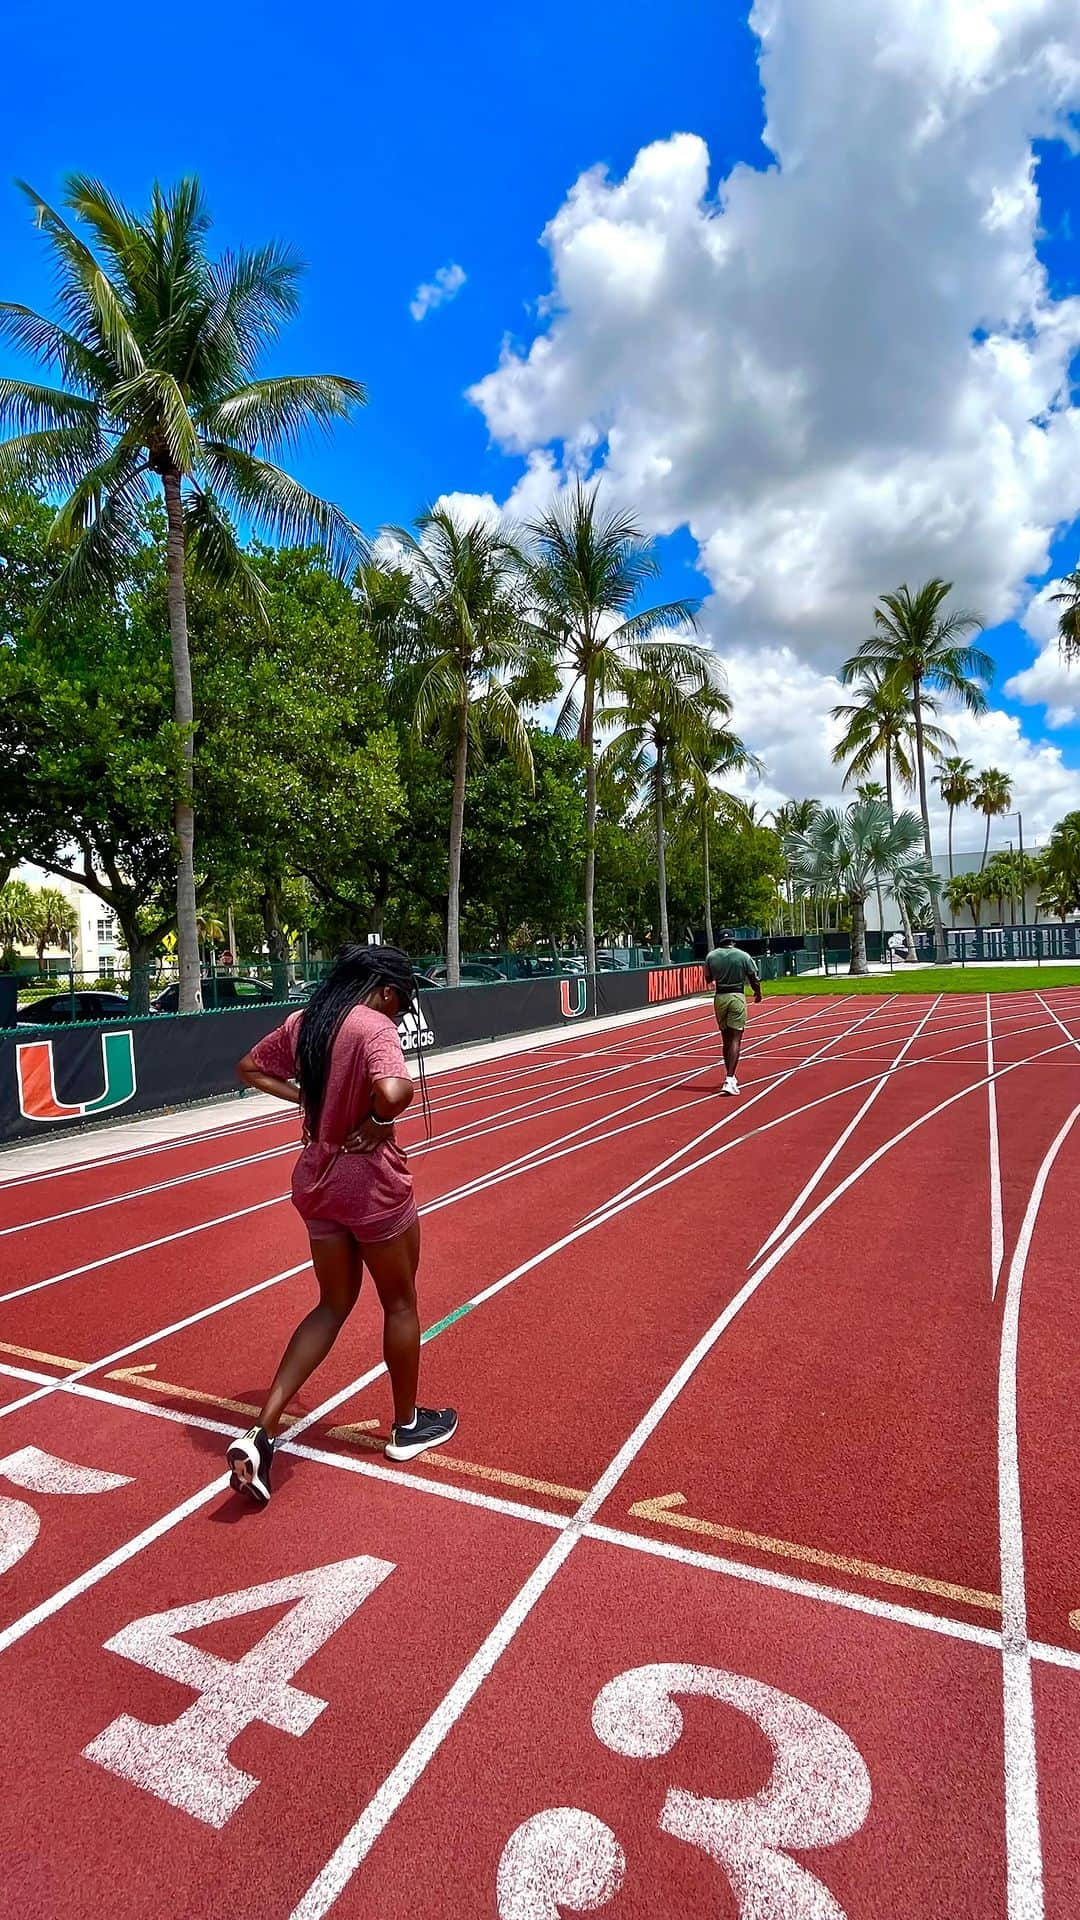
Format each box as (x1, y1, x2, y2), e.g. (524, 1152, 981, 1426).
(763, 965, 1080, 997)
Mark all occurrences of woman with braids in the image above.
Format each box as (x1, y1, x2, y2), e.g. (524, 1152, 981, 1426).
(226, 944, 456, 1507)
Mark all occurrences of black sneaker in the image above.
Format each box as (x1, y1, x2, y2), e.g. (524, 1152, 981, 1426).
(227, 1426, 274, 1507)
(385, 1407, 458, 1462)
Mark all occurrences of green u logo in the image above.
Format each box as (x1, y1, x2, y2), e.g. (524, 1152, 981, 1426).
(17, 1030, 137, 1123)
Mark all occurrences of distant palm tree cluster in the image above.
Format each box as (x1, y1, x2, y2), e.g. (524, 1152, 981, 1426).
(2, 175, 1077, 993)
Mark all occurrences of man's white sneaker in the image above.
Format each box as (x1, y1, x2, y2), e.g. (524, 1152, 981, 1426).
(721, 1075, 739, 1097)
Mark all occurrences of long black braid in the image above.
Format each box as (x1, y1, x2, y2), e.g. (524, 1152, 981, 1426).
(296, 944, 431, 1139)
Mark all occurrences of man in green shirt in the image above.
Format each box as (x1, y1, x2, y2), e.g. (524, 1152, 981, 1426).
(703, 930, 762, 1096)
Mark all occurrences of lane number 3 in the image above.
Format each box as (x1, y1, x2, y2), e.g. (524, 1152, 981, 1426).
(498, 1662, 871, 1919)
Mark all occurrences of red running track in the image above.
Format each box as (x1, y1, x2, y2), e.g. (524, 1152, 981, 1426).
(0, 986, 1078, 1919)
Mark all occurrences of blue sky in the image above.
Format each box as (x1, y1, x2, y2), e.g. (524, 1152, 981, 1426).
(3, 0, 1080, 843)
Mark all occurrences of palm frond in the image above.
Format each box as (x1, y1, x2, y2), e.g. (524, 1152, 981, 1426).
(108, 368, 201, 471)
(0, 378, 100, 435)
(413, 654, 467, 737)
(203, 374, 366, 456)
(0, 303, 112, 395)
(183, 486, 269, 621)
(0, 421, 106, 495)
(478, 680, 536, 787)
(200, 442, 364, 573)
(16, 180, 144, 379)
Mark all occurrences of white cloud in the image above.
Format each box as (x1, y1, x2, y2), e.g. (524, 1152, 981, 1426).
(1004, 578, 1080, 725)
(715, 635, 1080, 847)
(465, 0, 1080, 831)
(410, 262, 467, 322)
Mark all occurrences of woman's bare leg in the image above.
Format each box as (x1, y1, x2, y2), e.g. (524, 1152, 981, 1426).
(360, 1220, 421, 1427)
(257, 1232, 362, 1439)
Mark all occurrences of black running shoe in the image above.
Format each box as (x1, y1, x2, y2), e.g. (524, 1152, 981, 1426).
(227, 1426, 274, 1506)
(385, 1406, 458, 1462)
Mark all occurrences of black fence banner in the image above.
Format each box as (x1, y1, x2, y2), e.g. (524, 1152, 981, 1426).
(1, 964, 706, 1146)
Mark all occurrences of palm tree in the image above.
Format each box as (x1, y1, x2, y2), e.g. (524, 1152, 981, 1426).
(0, 879, 36, 950)
(971, 767, 1013, 873)
(527, 483, 700, 978)
(934, 756, 976, 882)
(0, 176, 363, 1011)
(784, 799, 939, 976)
(599, 644, 720, 962)
(678, 703, 762, 951)
(1050, 570, 1080, 659)
(842, 580, 990, 959)
(830, 665, 952, 813)
(946, 870, 987, 929)
(1039, 811, 1080, 920)
(773, 799, 821, 934)
(28, 886, 78, 968)
(385, 509, 543, 986)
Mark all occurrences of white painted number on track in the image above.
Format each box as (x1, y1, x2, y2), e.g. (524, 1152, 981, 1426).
(84, 1555, 395, 1828)
(0, 1446, 132, 1577)
(497, 1810, 626, 1918)
(500, 1662, 870, 1919)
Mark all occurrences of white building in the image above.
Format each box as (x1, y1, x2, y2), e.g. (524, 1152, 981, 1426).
(11, 864, 120, 978)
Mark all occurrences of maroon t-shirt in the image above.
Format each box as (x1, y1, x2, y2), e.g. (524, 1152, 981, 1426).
(249, 1004, 417, 1243)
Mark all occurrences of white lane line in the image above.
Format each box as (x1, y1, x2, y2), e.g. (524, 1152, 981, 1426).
(8, 1353, 1080, 1679)
(0, 1261, 312, 1424)
(0, 1015, 836, 1423)
(751, 994, 942, 1263)
(1035, 992, 1080, 1056)
(998, 1103, 1080, 1920)
(988, 994, 1004, 1300)
(289, 1021, 1077, 1920)
(0, 1000, 832, 1305)
(0, 1022, 1072, 1689)
(581, 993, 891, 1220)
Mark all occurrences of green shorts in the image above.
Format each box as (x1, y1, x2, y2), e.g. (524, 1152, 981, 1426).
(713, 991, 748, 1032)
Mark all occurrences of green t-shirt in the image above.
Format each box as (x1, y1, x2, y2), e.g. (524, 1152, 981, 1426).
(705, 945, 758, 992)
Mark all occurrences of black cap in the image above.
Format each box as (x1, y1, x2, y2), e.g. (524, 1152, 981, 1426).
(720, 929, 737, 944)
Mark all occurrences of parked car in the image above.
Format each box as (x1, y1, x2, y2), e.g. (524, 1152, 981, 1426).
(17, 990, 131, 1026)
(287, 971, 440, 1003)
(152, 976, 280, 1013)
(425, 962, 507, 987)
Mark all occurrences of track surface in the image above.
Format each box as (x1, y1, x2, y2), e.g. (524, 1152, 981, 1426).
(1, 988, 1079, 1918)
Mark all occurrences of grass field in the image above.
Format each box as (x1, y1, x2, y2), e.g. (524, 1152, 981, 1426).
(764, 964, 1080, 996)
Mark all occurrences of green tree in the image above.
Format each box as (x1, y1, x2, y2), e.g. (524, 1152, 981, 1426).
(785, 799, 939, 976)
(0, 493, 185, 1009)
(28, 885, 78, 967)
(527, 483, 700, 977)
(946, 870, 987, 928)
(458, 731, 586, 949)
(981, 849, 1024, 924)
(676, 709, 762, 951)
(842, 580, 990, 958)
(1039, 811, 1080, 920)
(0, 174, 363, 1011)
(772, 798, 822, 934)
(971, 767, 1013, 872)
(599, 644, 720, 963)
(384, 510, 546, 985)
(933, 756, 976, 881)
(183, 543, 402, 987)
(0, 879, 36, 955)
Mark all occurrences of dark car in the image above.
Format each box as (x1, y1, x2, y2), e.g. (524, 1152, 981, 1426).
(287, 971, 441, 1004)
(17, 990, 131, 1026)
(425, 962, 506, 987)
(152, 976, 281, 1013)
